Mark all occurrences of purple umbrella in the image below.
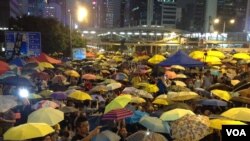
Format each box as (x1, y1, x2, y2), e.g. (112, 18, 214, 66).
(91, 94, 105, 102)
(50, 91, 67, 100)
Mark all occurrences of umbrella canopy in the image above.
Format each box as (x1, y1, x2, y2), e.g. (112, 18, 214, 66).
(160, 108, 195, 121)
(143, 84, 159, 93)
(164, 103, 193, 111)
(104, 94, 132, 113)
(148, 54, 166, 64)
(125, 110, 148, 124)
(176, 74, 187, 79)
(9, 57, 26, 67)
(106, 82, 122, 91)
(0, 75, 34, 87)
(211, 89, 231, 101)
(139, 115, 171, 133)
(130, 96, 146, 104)
(210, 119, 246, 130)
(28, 107, 64, 126)
(174, 80, 187, 87)
(92, 130, 121, 141)
(170, 115, 211, 141)
(115, 72, 128, 81)
(207, 50, 225, 59)
(50, 91, 67, 100)
(152, 98, 169, 105)
(0, 61, 10, 75)
(208, 83, 233, 91)
(233, 53, 250, 60)
(59, 106, 78, 113)
(38, 89, 53, 98)
(90, 85, 108, 93)
(65, 70, 80, 77)
(102, 108, 133, 120)
(38, 62, 54, 69)
(165, 71, 177, 79)
(156, 94, 168, 100)
(82, 74, 97, 80)
(0, 95, 17, 113)
(91, 94, 105, 102)
(35, 53, 61, 64)
(28, 93, 43, 99)
(221, 107, 250, 122)
(32, 100, 59, 110)
(126, 130, 168, 141)
(68, 90, 92, 101)
(3, 123, 54, 140)
(198, 99, 228, 106)
(168, 91, 199, 101)
(171, 65, 185, 70)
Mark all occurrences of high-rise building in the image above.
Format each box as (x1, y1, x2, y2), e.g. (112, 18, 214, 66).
(161, 1, 177, 27)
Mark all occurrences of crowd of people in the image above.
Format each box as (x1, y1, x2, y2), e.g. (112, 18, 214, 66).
(0, 49, 250, 141)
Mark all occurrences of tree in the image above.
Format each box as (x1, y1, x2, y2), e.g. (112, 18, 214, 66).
(9, 15, 86, 56)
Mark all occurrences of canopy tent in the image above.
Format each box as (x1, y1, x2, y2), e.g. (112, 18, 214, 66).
(35, 53, 61, 64)
(159, 50, 204, 67)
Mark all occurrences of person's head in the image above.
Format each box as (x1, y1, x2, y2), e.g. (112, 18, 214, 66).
(118, 127, 128, 138)
(76, 116, 89, 135)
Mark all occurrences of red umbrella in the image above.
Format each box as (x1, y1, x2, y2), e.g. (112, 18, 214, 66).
(0, 61, 10, 75)
(82, 74, 96, 80)
(102, 108, 133, 120)
(35, 53, 61, 64)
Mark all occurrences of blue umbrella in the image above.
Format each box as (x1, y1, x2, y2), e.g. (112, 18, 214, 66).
(126, 110, 149, 124)
(0, 76, 34, 87)
(199, 99, 228, 106)
(139, 115, 171, 134)
(9, 57, 26, 67)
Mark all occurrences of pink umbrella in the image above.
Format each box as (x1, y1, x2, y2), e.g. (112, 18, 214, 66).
(32, 100, 59, 110)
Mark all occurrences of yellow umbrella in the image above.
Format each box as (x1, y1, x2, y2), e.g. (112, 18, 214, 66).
(160, 108, 195, 121)
(143, 84, 159, 93)
(203, 56, 221, 63)
(68, 90, 92, 101)
(28, 107, 64, 126)
(28, 93, 42, 99)
(174, 80, 187, 87)
(231, 80, 240, 86)
(38, 62, 54, 69)
(168, 91, 199, 101)
(130, 97, 146, 104)
(38, 90, 53, 98)
(221, 107, 250, 122)
(90, 85, 108, 93)
(104, 94, 132, 113)
(152, 98, 169, 105)
(210, 119, 246, 130)
(107, 82, 122, 90)
(148, 54, 166, 64)
(211, 89, 231, 101)
(207, 50, 225, 59)
(4, 123, 54, 140)
(171, 65, 185, 70)
(189, 51, 204, 57)
(65, 70, 80, 77)
(233, 53, 250, 60)
(176, 74, 187, 79)
(156, 94, 168, 100)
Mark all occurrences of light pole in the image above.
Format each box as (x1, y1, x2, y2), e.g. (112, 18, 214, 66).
(68, 9, 72, 59)
(214, 18, 235, 33)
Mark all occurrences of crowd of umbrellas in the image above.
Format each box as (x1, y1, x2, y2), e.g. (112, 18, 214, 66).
(0, 49, 250, 141)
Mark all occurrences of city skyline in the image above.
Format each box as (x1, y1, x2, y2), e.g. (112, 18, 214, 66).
(0, 0, 249, 33)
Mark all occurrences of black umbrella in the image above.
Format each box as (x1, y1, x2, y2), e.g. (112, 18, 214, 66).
(230, 96, 250, 105)
(0, 76, 34, 87)
(232, 82, 250, 92)
(207, 83, 233, 91)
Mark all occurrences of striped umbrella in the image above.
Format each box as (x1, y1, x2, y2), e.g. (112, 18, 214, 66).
(102, 108, 133, 121)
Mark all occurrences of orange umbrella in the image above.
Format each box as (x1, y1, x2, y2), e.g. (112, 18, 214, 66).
(165, 71, 177, 79)
(82, 74, 97, 80)
(35, 53, 61, 64)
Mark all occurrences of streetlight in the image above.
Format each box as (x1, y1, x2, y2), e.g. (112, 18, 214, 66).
(214, 18, 235, 33)
(77, 6, 88, 22)
(68, 6, 88, 59)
